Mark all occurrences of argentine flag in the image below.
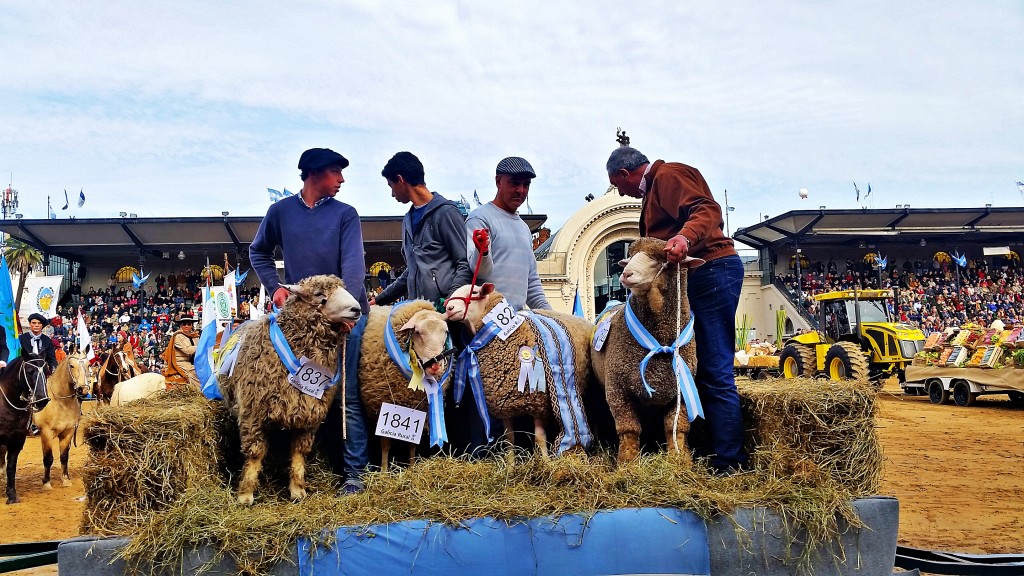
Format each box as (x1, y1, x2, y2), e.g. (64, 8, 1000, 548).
(194, 287, 219, 391)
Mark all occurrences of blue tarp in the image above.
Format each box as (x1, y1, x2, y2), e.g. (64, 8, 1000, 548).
(297, 507, 709, 576)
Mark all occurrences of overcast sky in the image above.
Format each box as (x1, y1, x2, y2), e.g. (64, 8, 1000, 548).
(1, 1, 1021, 245)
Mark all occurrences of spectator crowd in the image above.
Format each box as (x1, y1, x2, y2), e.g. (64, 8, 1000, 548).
(778, 256, 1023, 334)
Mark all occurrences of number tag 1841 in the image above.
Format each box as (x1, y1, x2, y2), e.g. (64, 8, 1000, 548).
(483, 298, 525, 340)
(375, 402, 426, 444)
(288, 357, 333, 399)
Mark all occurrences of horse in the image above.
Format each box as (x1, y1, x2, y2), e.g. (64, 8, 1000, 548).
(95, 344, 142, 403)
(0, 358, 48, 504)
(34, 352, 92, 489)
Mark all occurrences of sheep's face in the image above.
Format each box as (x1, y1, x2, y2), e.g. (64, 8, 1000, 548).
(619, 238, 705, 294)
(282, 276, 361, 329)
(400, 310, 451, 379)
(620, 250, 665, 293)
(444, 282, 495, 329)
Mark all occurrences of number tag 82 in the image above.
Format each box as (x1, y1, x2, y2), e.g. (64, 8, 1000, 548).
(483, 298, 525, 340)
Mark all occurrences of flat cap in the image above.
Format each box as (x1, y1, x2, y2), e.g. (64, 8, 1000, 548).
(495, 157, 536, 178)
(298, 148, 350, 172)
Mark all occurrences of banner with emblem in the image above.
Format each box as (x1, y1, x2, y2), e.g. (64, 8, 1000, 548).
(209, 286, 232, 321)
(19, 275, 64, 320)
(223, 270, 238, 318)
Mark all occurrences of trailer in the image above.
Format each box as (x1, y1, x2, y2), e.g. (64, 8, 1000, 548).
(733, 354, 780, 380)
(902, 365, 1024, 407)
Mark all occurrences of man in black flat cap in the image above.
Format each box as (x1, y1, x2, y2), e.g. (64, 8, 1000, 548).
(20, 312, 58, 373)
(249, 147, 370, 495)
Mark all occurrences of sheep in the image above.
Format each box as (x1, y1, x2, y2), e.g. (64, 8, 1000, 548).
(444, 283, 594, 457)
(218, 274, 361, 505)
(110, 373, 167, 407)
(591, 237, 704, 465)
(358, 299, 453, 471)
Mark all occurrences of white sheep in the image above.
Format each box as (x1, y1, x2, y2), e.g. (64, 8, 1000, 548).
(218, 275, 361, 505)
(591, 237, 704, 465)
(358, 299, 453, 471)
(444, 283, 594, 457)
(110, 372, 167, 407)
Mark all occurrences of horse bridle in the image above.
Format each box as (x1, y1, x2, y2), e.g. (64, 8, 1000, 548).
(63, 354, 93, 400)
(2, 358, 50, 413)
(105, 351, 139, 381)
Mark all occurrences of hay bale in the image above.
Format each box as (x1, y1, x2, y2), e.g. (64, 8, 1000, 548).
(738, 377, 881, 495)
(80, 387, 237, 535)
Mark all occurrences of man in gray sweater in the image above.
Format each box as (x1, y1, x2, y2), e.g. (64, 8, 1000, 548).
(465, 156, 551, 311)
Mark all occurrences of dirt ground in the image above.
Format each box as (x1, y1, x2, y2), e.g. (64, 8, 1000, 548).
(2, 381, 1023, 574)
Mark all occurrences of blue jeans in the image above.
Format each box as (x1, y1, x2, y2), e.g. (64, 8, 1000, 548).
(687, 254, 749, 471)
(339, 314, 370, 479)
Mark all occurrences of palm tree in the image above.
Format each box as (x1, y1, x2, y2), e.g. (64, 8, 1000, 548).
(4, 238, 44, 317)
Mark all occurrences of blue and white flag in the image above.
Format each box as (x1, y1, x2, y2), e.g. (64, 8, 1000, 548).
(267, 188, 295, 203)
(473, 190, 482, 206)
(874, 254, 887, 269)
(131, 269, 151, 290)
(853, 182, 861, 202)
(48, 196, 56, 219)
(194, 286, 219, 388)
(234, 269, 249, 286)
(572, 284, 585, 318)
(951, 251, 968, 268)
(78, 189, 85, 208)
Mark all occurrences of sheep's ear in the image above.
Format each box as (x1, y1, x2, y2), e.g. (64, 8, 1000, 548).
(680, 256, 706, 269)
(479, 283, 496, 296)
(617, 258, 630, 268)
(281, 283, 310, 298)
(398, 319, 417, 336)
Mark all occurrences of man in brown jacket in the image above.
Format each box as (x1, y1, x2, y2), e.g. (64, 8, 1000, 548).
(607, 145, 748, 475)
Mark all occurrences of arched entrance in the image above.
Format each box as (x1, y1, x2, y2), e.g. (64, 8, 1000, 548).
(536, 187, 640, 319)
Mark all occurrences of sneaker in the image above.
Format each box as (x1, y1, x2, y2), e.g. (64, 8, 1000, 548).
(338, 478, 365, 495)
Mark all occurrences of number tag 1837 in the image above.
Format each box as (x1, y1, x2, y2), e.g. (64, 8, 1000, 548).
(375, 402, 426, 444)
(483, 298, 525, 340)
(288, 357, 333, 399)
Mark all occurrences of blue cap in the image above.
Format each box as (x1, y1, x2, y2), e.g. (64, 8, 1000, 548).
(495, 157, 536, 178)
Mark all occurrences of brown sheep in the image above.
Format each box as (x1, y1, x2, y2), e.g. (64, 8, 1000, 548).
(445, 283, 594, 457)
(359, 300, 452, 470)
(591, 237, 703, 465)
(219, 275, 361, 505)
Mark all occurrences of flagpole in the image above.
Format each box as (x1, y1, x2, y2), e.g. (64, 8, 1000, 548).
(724, 189, 730, 237)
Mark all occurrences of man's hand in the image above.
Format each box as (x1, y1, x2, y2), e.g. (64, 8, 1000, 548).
(273, 287, 290, 308)
(368, 296, 377, 306)
(472, 228, 490, 255)
(664, 235, 690, 264)
(0, 361, 6, 370)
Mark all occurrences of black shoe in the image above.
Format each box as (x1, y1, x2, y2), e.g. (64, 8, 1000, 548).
(29, 424, 40, 436)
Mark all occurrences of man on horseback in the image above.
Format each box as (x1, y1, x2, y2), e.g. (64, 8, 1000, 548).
(20, 313, 58, 373)
(163, 314, 199, 389)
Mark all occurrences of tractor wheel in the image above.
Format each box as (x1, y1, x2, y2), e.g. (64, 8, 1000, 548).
(779, 345, 816, 378)
(824, 342, 870, 381)
(928, 379, 949, 405)
(952, 380, 977, 407)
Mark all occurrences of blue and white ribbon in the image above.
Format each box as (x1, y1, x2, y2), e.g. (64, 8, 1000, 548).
(526, 313, 592, 454)
(423, 376, 447, 448)
(268, 312, 342, 387)
(454, 321, 503, 442)
(622, 294, 703, 421)
(384, 302, 452, 448)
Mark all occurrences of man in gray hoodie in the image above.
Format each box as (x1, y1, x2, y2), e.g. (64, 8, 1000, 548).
(373, 151, 472, 308)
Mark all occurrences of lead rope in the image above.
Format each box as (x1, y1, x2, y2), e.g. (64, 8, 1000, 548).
(672, 263, 683, 452)
(340, 338, 348, 440)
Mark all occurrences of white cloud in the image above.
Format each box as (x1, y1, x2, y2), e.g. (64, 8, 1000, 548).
(0, 1, 1021, 234)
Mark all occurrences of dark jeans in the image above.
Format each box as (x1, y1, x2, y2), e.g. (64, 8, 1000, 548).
(687, 254, 749, 471)
(338, 314, 370, 478)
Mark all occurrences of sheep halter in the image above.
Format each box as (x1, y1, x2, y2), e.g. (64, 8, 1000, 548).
(382, 302, 451, 448)
(445, 228, 490, 322)
(622, 292, 704, 422)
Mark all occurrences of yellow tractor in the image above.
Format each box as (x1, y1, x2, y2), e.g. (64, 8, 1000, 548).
(779, 288, 925, 383)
